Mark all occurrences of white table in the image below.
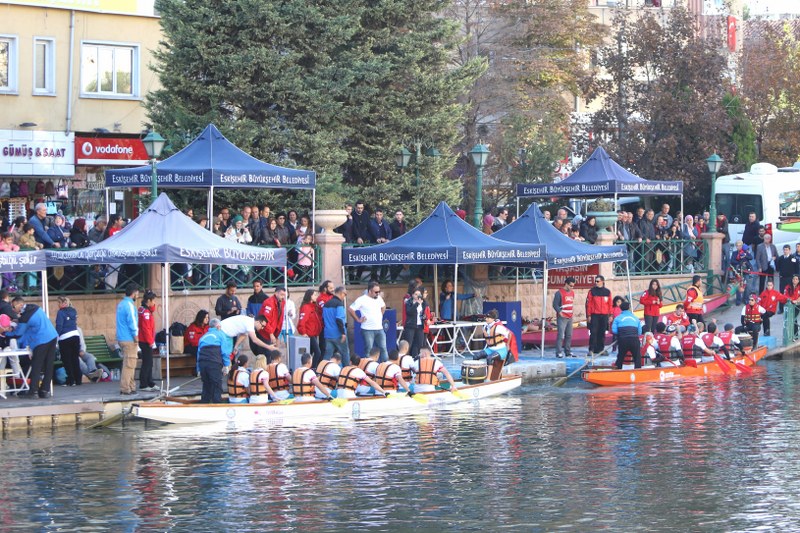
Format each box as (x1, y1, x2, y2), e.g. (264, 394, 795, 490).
(0, 349, 31, 399)
(428, 321, 486, 361)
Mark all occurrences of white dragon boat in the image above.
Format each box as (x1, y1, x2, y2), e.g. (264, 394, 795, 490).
(131, 375, 522, 426)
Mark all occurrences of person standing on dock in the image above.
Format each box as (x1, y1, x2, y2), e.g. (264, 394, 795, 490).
(775, 245, 798, 314)
(755, 233, 778, 294)
(683, 275, 705, 325)
(758, 280, 785, 337)
(586, 275, 613, 357)
(348, 281, 387, 362)
(611, 301, 642, 369)
(553, 277, 576, 358)
(196, 318, 233, 403)
(639, 279, 663, 334)
(115, 284, 139, 396)
(9, 296, 58, 399)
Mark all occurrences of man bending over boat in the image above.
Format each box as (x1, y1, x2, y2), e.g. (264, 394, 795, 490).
(220, 314, 276, 361)
(336, 356, 388, 399)
(291, 352, 333, 402)
(266, 350, 292, 401)
(197, 318, 234, 404)
(478, 310, 511, 380)
(653, 323, 683, 367)
(412, 348, 458, 393)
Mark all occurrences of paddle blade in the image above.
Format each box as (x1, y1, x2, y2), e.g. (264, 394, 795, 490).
(684, 359, 698, 368)
(713, 353, 735, 375)
(452, 389, 470, 401)
(330, 397, 348, 408)
(411, 393, 429, 404)
(733, 361, 753, 375)
(278, 399, 294, 405)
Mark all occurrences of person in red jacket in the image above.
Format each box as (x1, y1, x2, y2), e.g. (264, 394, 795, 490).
(184, 310, 209, 358)
(137, 290, 158, 392)
(639, 278, 663, 334)
(258, 287, 286, 347)
(297, 288, 324, 366)
(758, 279, 786, 336)
(662, 304, 690, 329)
(586, 275, 613, 357)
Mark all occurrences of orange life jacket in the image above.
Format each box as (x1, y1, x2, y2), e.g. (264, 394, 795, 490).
(398, 354, 413, 383)
(227, 368, 249, 398)
(358, 358, 376, 376)
(415, 357, 440, 386)
(249, 368, 268, 396)
(315, 360, 338, 390)
(337, 365, 363, 391)
(558, 288, 574, 318)
(684, 287, 704, 313)
(267, 362, 289, 391)
(374, 362, 399, 390)
(292, 367, 316, 397)
(484, 321, 506, 347)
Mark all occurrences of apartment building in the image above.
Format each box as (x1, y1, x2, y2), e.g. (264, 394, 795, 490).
(0, 1, 161, 220)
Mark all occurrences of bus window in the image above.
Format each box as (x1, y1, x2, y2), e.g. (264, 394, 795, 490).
(779, 191, 800, 218)
(716, 194, 763, 224)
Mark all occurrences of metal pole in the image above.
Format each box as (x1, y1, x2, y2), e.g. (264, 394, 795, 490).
(150, 158, 158, 204)
(454, 263, 459, 322)
(626, 259, 633, 303)
(163, 262, 171, 393)
(312, 189, 316, 234)
(415, 143, 421, 215)
(474, 166, 484, 229)
(709, 170, 717, 232)
(541, 264, 548, 358)
(434, 265, 439, 318)
(104, 187, 109, 219)
(208, 186, 215, 230)
(41, 270, 49, 316)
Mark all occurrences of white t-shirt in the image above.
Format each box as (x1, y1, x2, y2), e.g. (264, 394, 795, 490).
(364, 360, 379, 377)
(220, 315, 255, 337)
(381, 363, 402, 381)
(283, 299, 297, 334)
(350, 294, 386, 330)
(398, 354, 414, 374)
(273, 363, 290, 380)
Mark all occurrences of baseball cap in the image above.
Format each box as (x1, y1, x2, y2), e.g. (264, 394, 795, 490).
(666, 325, 677, 334)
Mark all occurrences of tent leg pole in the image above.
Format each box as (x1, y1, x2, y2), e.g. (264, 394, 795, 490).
(104, 187, 109, 219)
(312, 189, 316, 235)
(164, 262, 170, 393)
(454, 263, 459, 322)
(41, 270, 49, 317)
(541, 265, 547, 359)
(434, 265, 439, 318)
(626, 260, 633, 303)
(208, 187, 214, 230)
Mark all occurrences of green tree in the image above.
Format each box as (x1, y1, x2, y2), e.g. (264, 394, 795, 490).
(147, 0, 483, 223)
(585, 8, 733, 212)
(723, 94, 757, 172)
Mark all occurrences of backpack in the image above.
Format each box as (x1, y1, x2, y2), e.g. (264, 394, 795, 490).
(34, 180, 45, 195)
(9, 180, 18, 197)
(18, 180, 29, 197)
(169, 322, 187, 336)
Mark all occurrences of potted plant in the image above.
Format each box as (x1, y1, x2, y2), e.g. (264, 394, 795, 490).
(586, 197, 617, 234)
(314, 192, 348, 232)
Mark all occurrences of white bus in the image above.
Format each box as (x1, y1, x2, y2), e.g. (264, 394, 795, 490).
(715, 162, 800, 247)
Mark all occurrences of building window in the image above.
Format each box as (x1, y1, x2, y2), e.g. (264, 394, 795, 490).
(80, 42, 138, 98)
(33, 37, 55, 95)
(0, 35, 19, 94)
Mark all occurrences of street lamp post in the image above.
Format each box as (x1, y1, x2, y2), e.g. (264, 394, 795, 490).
(395, 142, 439, 214)
(142, 131, 166, 204)
(706, 153, 723, 232)
(470, 143, 490, 228)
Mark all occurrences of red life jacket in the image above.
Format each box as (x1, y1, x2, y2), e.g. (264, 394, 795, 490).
(701, 333, 717, 350)
(718, 330, 735, 349)
(558, 288, 575, 318)
(655, 333, 672, 357)
(681, 334, 698, 356)
(744, 304, 762, 324)
(665, 312, 689, 327)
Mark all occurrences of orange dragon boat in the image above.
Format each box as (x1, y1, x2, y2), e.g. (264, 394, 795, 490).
(581, 345, 768, 386)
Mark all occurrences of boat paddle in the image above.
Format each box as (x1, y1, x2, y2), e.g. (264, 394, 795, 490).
(731, 359, 753, 375)
(86, 375, 202, 429)
(553, 360, 590, 387)
(712, 353, 736, 376)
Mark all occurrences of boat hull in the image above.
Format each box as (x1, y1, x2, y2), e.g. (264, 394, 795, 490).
(521, 294, 727, 348)
(132, 375, 522, 425)
(581, 345, 767, 386)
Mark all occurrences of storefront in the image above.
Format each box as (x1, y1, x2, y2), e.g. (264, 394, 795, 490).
(74, 134, 149, 220)
(0, 129, 75, 225)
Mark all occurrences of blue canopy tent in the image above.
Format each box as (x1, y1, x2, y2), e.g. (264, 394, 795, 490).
(494, 203, 630, 355)
(0, 250, 49, 315)
(343, 201, 547, 327)
(515, 146, 684, 218)
(47, 193, 287, 390)
(104, 124, 317, 225)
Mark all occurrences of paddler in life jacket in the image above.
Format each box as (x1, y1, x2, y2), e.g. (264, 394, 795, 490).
(266, 349, 292, 401)
(412, 347, 458, 393)
(700, 322, 725, 356)
(681, 324, 716, 361)
(653, 323, 683, 366)
(641, 332, 658, 366)
(719, 323, 743, 359)
(355, 347, 381, 395)
(373, 351, 414, 395)
(741, 293, 766, 348)
(477, 309, 511, 381)
(227, 354, 250, 404)
(315, 353, 341, 399)
(396, 340, 415, 391)
(662, 303, 690, 329)
(249, 354, 278, 403)
(291, 352, 333, 402)
(337, 355, 388, 399)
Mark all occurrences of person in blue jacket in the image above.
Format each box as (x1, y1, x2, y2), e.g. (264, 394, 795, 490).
(9, 296, 58, 398)
(322, 286, 350, 365)
(612, 300, 643, 369)
(197, 318, 234, 403)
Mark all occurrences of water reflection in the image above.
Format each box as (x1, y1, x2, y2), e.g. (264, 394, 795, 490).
(4, 362, 800, 530)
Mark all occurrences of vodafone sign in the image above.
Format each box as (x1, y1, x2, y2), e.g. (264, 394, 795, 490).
(75, 137, 150, 166)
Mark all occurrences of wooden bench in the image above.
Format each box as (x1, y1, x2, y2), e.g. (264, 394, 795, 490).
(55, 335, 122, 369)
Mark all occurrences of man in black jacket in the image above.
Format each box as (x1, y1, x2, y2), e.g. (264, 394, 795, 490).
(351, 201, 372, 281)
(389, 210, 408, 282)
(776, 244, 799, 312)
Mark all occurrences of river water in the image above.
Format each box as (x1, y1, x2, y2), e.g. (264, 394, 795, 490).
(4, 358, 800, 532)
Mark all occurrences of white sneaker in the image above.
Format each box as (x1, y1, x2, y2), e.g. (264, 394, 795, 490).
(140, 386, 158, 392)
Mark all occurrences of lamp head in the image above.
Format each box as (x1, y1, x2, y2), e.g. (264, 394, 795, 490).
(469, 143, 490, 168)
(706, 153, 723, 175)
(142, 131, 167, 159)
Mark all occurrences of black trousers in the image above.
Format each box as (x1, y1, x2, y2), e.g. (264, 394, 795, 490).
(138, 341, 155, 388)
(401, 326, 425, 358)
(687, 312, 704, 325)
(643, 315, 659, 334)
(759, 268, 775, 293)
(310, 336, 323, 368)
(745, 322, 761, 348)
(30, 338, 57, 394)
(780, 277, 792, 312)
(588, 314, 609, 354)
(199, 360, 223, 404)
(615, 337, 641, 369)
(762, 311, 775, 336)
(58, 336, 82, 386)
